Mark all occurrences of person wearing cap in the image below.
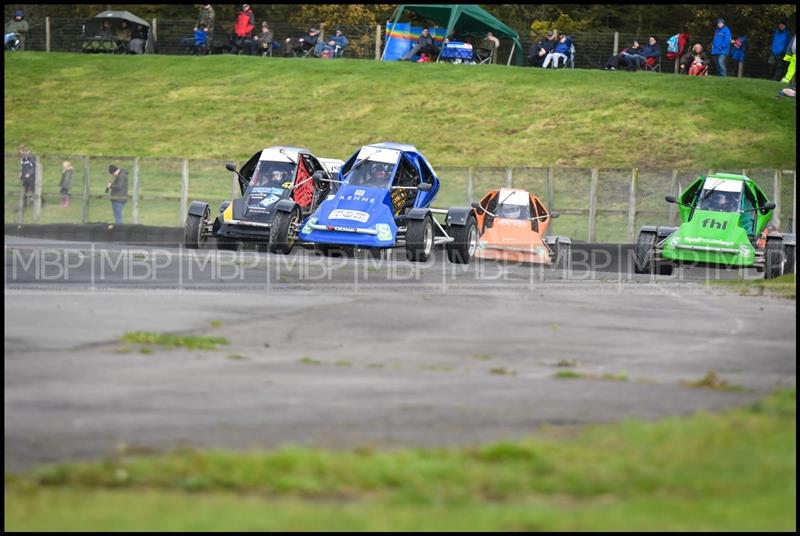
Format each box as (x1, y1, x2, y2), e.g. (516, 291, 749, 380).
(197, 4, 215, 44)
(5, 10, 29, 51)
(285, 27, 320, 57)
(711, 17, 732, 77)
(106, 165, 129, 224)
(253, 21, 273, 56)
(314, 28, 348, 58)
(231, 4, 255, 54)
(528, 30, 557, 67)
(771, 21, 792, 80)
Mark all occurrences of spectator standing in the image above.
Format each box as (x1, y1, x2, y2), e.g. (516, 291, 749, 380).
(106, 165, 129, 225)
(770, 22, 791, 81)
(400, 27, 440, 61)
(253, 21, 273, 56)
(60, 161, 74, 208)
(197, 4, 215, 43)
(528, 30, 557, 67)
(231, 4, 255, 54)
(18, 145, 36, 207)
(129, 24, 147, 54)
(781, 33, 796, 83)
(5, 10, 29, 51)
(711, 17, 732, 77)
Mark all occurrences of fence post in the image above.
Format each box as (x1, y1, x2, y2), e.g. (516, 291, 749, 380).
(132, 157, 140, 224)
(587, 168, 599, 242)
(737, 61, 744, 78)
(180, 158, 189, 225)
(152, 18, 158, 52)
(466, 166, 473, 204)
(612, 32, 619, 55)
(773, 169, 781, 229)
(626, 167, 638, 242)
(33, 159, 43, 224)
(375, 24, 381, 61)
(81, 156, 89, 223)
(17, 178, 25, 225)
(546, 166, 554, 209)
(674, 56, 679, 74)
(505, 167, 513, 188)
(45, 17, 51, 52)
(668, 169, 678, 226)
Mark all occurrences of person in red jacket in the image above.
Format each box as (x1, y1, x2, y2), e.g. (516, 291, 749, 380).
(230, 4, 255, 54)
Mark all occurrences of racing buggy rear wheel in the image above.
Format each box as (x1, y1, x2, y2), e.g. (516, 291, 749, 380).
(446, 215, 478, 264)
(634, 231, 656, 274)
(406, 214, 434, 262)
(269, 209, 300, 255)
(184, 205, 210, 249)
(764, 236, 785, 279)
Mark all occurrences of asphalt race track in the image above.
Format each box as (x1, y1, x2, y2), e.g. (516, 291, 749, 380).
(4, 235, 797, 471)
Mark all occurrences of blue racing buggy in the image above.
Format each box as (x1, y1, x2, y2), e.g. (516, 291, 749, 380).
(276, 142, 479, 263)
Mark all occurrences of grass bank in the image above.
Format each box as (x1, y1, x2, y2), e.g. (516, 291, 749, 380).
(5, 389, 795, 531)
(4, 52, 796, 168)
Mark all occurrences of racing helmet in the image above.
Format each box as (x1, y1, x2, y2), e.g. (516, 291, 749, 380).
(499, 203, 522, 219)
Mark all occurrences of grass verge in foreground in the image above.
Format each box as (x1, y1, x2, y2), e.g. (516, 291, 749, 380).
(710, 273, 796, 299)
(4, 389, 795, 531)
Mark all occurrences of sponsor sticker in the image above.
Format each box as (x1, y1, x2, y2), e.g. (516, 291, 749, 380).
(302, 217, 317, 234)
(376, 223, 392, 241)
(328, 225, 358, 233)
(258, 194, 280, 207)
(354, 189, 366, 197)
(329, 209, 369, 223)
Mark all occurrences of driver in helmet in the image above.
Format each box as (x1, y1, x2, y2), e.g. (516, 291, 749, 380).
(497, 203, 523, 220)
(363, 163, 388, 187)
(706, 191, 737, 212)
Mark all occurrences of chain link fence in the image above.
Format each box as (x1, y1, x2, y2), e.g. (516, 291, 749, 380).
(12, 16, 792, 79)
(6, 153, 795, 242)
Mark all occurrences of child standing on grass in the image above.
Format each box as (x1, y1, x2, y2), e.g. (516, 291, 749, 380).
(60, 161, 74, 208)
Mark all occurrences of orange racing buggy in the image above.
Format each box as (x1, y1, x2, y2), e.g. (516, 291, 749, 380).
(471, 188, 571, 268)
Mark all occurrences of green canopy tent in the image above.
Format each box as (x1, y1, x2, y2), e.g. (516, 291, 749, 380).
(385, 4, 523, 66)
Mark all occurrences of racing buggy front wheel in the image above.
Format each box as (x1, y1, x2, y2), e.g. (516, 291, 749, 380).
(446, 215, 478, 264)
(764, 236, 785, 279)
(406, 214, 434, 262)
(184, 205, 210, 249)
(269, 209, 300, 255)
(634, 231, 656, 274)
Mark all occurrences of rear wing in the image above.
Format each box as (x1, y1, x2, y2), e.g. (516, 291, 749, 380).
(318, 158, 344, 177)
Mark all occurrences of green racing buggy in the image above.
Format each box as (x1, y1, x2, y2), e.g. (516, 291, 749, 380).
(634, 173, 796, 278)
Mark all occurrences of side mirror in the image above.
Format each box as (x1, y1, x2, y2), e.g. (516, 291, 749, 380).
(665, 195, 677, 203)
(225, 162, 237, 172)
(471, 202, 484, 212)
(312, 170, 326, 184)
(416, 182, 432, 192)
(549, 210, 560, 219)
(760, 202, 776, 212)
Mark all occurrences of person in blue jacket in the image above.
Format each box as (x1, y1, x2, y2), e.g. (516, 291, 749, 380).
(711, 17, 732, 77)
(771, 21, 791, 80)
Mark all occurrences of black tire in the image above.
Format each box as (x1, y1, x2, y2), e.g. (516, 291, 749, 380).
(446, 215, 478, 264)
(765, 237, 785, 279)
(406, 214, 434, 262)
(634, 231, 656, 274)
(216, 235, 239, 251)
(269, 209, 299, 255)
(184, 206, 209, 249)
(784, 244, 795, 275)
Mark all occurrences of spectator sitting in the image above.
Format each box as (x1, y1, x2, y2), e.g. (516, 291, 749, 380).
(637, 36, 661, 70)
(4, 10, 29, 51)
(528, 30, 557, 67)
(116, 20, 131, 43)
(129, 24, 147, 54)
(770, 21, 791, 81)
(680, 43, 709, 75)
(542, 34, 570, 68)
(605, 39, 637, 70)
(315, 28, 349, 58)
(475, 31, 500, 63)
(400, 27, 440, 62)
(285, 27, 320, 57)
(193, 24, 209, 55)
(98, 20, 112, 38)
(253, 21, 273, 56)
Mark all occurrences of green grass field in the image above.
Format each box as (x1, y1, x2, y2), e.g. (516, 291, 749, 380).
(4, 389, 796, 531)
(4, 52, 796, 168)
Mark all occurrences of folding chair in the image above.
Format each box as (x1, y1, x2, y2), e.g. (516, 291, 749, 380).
(644, 56, 662, 72)
(474, 45, 495, 64)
